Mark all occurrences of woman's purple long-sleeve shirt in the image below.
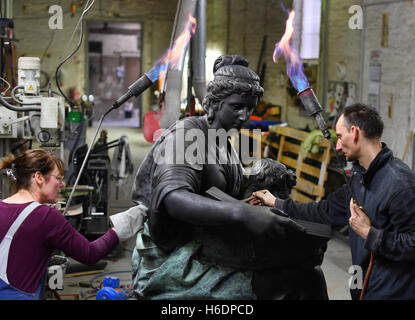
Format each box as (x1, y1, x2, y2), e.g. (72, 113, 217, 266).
(0, 201, 119, 293)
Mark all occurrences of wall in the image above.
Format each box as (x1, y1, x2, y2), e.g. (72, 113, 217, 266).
(362, 0, 415, 167)
(321, 0, 415, 167)
(12, 0, 298, 124)
(12, 0, 178, 117)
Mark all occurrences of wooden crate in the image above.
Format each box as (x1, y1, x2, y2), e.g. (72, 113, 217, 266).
(274, 126, 332, 202)
(240, 126, 334, 202)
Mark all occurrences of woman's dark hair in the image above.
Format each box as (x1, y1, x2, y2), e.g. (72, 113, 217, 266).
(342, 103, 384, 139)
(0, 149, 64, 191)
(202, 55, 264, 123)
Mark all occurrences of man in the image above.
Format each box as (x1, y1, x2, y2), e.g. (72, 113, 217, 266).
(253, 103, 415, 300)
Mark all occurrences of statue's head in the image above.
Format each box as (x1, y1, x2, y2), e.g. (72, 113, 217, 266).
(249, 158, 297, 199)
(202, 55, 264, 130)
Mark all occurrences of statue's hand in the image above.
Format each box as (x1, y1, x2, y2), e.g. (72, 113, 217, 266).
(239, 203, 305, 241)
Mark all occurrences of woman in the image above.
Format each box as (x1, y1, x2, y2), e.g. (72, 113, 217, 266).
(0, 149, 146, 300)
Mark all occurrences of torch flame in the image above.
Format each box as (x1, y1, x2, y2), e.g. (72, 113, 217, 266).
(273, 9, 309, 93)
(147, 13, 197, 92)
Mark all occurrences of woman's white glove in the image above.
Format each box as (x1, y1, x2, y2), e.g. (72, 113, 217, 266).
(110, 203, 148, 242)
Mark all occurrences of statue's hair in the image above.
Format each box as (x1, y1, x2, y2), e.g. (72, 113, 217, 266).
(202, 55, 264, 123)
(245, 158, 296, 199)
(250, 159, 296, 189)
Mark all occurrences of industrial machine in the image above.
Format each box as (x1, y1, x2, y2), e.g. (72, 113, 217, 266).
(0, 55, 116, 238)
(0, 57, 66, 196)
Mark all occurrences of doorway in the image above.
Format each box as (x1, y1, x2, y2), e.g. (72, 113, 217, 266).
(87, 21, 142, 128)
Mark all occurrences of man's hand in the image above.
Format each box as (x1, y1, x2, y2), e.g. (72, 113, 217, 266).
(251, 190, 277, 207)
(349, 198, 371, 240)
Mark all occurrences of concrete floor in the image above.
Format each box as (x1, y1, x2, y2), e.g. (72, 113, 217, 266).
(55, 126, 353, 300)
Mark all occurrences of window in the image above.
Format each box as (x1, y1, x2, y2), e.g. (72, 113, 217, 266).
(293, 0, 322, 60)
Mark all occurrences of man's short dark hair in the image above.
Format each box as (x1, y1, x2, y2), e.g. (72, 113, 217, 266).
(341, 103, 384, 139)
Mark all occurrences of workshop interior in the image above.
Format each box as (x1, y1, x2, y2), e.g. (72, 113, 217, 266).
(1, 0, 414, 301)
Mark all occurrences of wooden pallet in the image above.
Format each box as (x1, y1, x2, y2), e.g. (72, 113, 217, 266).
(241, 126, 333, 203)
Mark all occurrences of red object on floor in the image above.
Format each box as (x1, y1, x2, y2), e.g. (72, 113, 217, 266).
(249, 115, 263, 121)
(143, 111, 164, 143)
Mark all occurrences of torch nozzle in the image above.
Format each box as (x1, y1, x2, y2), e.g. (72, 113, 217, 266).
(298, 87, 331, 140)
(113, 73, 153, 109)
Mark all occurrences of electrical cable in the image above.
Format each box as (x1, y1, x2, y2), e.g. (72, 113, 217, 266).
(0, 92, 41, 112)
(11, 86, 41, 105)
(360, 252, 374, 300)
(59, 0, 90, 61)
(41, 0, 61, 61)
(0, 76, 11, 93)
(42, 28, 56, 60)
(55, 0, 95, 106)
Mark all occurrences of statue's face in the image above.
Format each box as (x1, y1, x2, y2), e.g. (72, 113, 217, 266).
(213, 93, 258, 131)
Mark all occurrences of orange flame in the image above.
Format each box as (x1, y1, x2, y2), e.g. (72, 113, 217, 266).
(273, 9, 309, 92)
(147, 13, 197, 92)
(273, 10, 296, 64)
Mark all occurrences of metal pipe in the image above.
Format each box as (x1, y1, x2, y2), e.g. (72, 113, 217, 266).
(320, 0, 330, 108)
(11, 86, 41, 105)
(192, 0, 206, 104)
(0, 93, 41, 112)
(359, 0, 366, 102)
(63, 111, 108, 216)
(159, 0, 198, 129)
(64, 74, 153, 215)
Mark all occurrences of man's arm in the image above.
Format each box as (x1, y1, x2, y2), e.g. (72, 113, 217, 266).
(254, 184, 350, 228)
(363, 188, 415, 262)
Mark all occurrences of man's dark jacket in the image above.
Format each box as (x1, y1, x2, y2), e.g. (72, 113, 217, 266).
(280, 144, 415, 299)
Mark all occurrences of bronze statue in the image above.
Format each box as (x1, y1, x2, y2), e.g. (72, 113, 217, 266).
(131, 55, 329, 299)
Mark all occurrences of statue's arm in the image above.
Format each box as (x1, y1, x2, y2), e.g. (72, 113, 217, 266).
(163, 189, 241, 225)
(163, 189, 305, 237)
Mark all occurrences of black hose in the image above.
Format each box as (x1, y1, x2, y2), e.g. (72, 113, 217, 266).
(11, 86, 41, 105)
(0, 92, 41, 112)
(55, 0, 95, 106)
